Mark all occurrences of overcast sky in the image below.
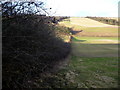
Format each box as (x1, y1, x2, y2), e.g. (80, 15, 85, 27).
(44, 0, 119, 17)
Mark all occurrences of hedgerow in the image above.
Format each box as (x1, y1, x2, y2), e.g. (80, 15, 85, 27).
(2, 15, 71, 88)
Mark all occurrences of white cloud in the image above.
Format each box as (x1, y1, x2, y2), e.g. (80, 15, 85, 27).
(45, 0, 119, 17)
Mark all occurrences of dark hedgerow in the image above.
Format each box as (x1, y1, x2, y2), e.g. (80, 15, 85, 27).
(2, 15, 71, 88)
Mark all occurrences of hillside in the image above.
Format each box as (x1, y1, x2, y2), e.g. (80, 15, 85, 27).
(59, 17, 118, 37)
(86, 17, 119, 26)
(50, 17, 119, 88)
(69, 17, 118, 27)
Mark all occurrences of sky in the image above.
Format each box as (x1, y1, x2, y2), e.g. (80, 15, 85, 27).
(44, 0, 119, 17)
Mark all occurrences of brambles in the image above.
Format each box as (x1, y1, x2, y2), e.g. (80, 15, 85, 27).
(2, 13, 71, 88)
(2, 0, 71, 88)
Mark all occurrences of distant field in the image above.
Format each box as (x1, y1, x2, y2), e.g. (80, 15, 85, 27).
(73, 36, 119, 44)
(59, 17, 119, 57)
(59, 17, 118, 37)
(59, 17, 118, 27)
(53, 17, 119, 88)
(70, 17, 118, 27)
(72, 36, 118, 57)
(75, 27, 118, 37)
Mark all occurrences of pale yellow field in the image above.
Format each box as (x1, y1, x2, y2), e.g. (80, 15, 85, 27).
(59, 17, 118, 37)
(69, 17, 118, 27)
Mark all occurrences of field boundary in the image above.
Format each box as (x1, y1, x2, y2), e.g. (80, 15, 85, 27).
(50, 35, 72, 73)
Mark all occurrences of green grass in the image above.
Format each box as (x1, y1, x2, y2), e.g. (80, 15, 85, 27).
(73, 36, 119, 44)
(65, 56, 118, 88)
(36, 17, 119, 88)
(39, 38, 118, 88)
(74, 36, 118, 40)
(72, 36, 118, 57)
(68, 35, 118, 87)
(42, 56, 118, 88)
(76, 27, 118, 37)
(46, 17, 119, 88)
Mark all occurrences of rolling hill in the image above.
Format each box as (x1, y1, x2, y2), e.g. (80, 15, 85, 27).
(69, 17, 118, 27)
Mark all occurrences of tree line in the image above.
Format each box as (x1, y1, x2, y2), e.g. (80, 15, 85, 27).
(86, 16, 119, 26)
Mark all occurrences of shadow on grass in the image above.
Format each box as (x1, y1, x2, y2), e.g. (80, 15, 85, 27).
(70, 30, 83, 35)
(71, 36, 86, 42)
(71, 37, 118, 57)
(72, 43, 118, 57)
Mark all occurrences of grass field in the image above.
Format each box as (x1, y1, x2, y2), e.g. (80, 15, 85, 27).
(54, 17, 119, 88)
(73, 36, 119, 44)
(72, 36, 118, 57)
(74, 27, 118, 37)
(34, 17, 119, 88)
(59, 17, 118, 37)
(35, 57, 118, 88)
(69, 17, 118, 27)
(60, 56, 118, 88)
(59, 17, 118, 27)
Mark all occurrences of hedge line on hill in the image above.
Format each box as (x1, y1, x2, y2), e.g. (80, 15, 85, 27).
(86, 16, 119, 26)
